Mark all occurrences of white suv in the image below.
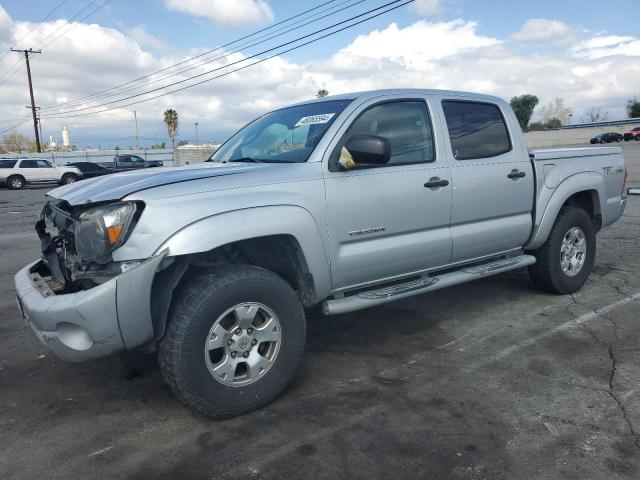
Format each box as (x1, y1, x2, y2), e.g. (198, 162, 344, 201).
(0, 158, 83, 190)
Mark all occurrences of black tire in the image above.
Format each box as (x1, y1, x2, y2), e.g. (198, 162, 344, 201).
(7, 175, 25, 190)
(158, 265, 306, 418)
(528, 206, 596, 294)
(60, 173, 78, 185)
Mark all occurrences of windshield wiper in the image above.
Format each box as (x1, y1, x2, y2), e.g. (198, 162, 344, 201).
(228, 157, 266, 163)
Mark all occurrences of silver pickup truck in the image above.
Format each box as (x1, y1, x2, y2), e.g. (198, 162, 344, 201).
(14, 89, 627, 418)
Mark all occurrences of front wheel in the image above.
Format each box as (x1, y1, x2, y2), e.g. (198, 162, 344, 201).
(528, 206, 596, 294)
(158, 265, 306, 418)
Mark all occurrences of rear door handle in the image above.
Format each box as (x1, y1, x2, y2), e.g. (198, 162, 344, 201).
(508, 170, 526, 179)
(424, 178, 449, 188)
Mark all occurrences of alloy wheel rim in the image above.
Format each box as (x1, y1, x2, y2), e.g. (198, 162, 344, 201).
(204, 302, 281, 387)
(560, 226, 587, 277)
(65, 176, 76, 184)
(11, 178, 22, 188)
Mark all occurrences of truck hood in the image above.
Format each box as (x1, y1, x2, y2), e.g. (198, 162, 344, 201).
(47, 162, 258, 205)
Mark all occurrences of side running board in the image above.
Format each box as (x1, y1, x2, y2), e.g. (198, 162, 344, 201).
(323, 254, 536, 315)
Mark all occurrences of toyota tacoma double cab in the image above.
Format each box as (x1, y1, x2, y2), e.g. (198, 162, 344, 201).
(15, 89, 627, 418)
(99, 154, 163, 172)
(0, 158, 82, 189)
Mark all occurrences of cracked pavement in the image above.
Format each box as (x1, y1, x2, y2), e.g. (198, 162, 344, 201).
(0, 142, 639, 479)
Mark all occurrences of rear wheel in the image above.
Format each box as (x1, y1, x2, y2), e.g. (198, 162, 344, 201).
(7, 175, 25, 190)
(60, 173, 78, 185)
(529, 206, 596, 294)
(158, 265, 306, 418)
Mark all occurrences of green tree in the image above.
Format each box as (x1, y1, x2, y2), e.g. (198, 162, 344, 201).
(626, 97, 640, 118)
(163, 109, 179, 148)
(509, 94, 539, 130)
(316, 88, 329, 98)
(177, 140, 189, 146)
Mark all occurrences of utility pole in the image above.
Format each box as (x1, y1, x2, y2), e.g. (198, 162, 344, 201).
(133, 108, 140, 150)
(12, 48, 42, 152)
(25, 105, 44, 150)
(194, 122, 199, 146)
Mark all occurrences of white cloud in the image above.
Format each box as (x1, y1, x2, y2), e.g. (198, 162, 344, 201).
(0, 5, 12, 44)
(571, 35, 640, 59)
(512, 18, 573, 44)
(409, 0, 440, 16)
(164, 0, 273, 26)
(129, 25, 170, 53)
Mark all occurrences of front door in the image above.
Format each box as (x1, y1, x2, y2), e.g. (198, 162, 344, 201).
(323, 98, 452, 290)
(439, 99, 534, 262)
(36, 160, 58, 181)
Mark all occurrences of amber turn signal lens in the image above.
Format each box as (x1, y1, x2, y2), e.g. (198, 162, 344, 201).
(107, 224, 123, 246)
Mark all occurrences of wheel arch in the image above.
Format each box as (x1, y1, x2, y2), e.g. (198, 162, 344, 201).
(527, 172, 605, 250)
(7, 173, 26, 188)
(148, 206, 331, 340)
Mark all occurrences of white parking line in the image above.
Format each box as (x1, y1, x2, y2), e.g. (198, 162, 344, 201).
(487, 291, 640, 365)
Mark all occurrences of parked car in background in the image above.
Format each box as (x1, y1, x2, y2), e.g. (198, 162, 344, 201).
(0, 158, 82, 190)
(590, 132, 623, 144)
(623, 127, 640, 141)
(65, 161, 110, 179)
(99, 154, 163, 172)
(14, 89, 627, 418)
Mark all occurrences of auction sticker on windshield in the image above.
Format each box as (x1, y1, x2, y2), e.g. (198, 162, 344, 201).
(295, 113, 335, 127)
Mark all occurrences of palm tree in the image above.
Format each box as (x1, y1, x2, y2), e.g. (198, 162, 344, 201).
(163, 109, 179, 148)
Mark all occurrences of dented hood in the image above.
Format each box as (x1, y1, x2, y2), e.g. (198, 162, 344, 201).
(47, 162, 259, 206)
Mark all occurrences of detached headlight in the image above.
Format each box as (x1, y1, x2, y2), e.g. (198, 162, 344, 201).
(74, 202, 139, 262)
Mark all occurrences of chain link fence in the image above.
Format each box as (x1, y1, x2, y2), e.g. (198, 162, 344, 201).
(0, 146, 219, 167)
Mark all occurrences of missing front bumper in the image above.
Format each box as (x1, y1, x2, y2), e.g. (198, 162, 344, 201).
(14, 253, 166, 362)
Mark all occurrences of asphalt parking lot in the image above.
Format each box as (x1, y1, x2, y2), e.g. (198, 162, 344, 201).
(1, 142, 639, 479)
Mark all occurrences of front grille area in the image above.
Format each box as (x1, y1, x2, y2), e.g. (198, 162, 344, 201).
(36, 201, 78, 287)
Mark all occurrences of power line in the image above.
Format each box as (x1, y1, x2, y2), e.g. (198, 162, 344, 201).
(0, 0, 68, 65)
(39, 0, 347, 112)
(0, 115, 33, 136)
(42, 0, 411, 119)
(44, 0, 367, 114)
(13, 0, 69, 47)
(40, 0, 365, 112)
(36, 0, 101, 46)
(0, 0, 109, 87)
(0, 59, 23, 86)
(39, 0, 113, 49)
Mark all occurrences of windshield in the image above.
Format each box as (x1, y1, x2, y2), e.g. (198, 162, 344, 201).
(210, 99, 352, 163)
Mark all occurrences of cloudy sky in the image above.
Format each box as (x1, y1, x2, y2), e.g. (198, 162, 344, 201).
(0, 0, 638, 148)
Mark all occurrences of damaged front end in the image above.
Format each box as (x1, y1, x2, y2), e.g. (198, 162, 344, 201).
(35, 200, 144, 293)
(15, 198, 167, 361)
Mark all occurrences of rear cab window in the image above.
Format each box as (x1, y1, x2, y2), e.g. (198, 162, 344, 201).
(441, 100, 512, 160)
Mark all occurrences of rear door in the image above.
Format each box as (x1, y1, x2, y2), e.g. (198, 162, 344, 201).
(323, 97, 452, 290)
(439, 98, 533, 262)
(116, 155, 133, 170)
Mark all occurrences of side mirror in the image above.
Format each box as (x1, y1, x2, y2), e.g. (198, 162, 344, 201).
(344, 135, 391, 166)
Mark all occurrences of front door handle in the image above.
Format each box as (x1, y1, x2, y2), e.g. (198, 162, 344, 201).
(424, 178, 449, 188)
(508, 170, 526, 179)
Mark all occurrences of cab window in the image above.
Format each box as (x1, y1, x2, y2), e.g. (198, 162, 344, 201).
(331, 100, 435, 171)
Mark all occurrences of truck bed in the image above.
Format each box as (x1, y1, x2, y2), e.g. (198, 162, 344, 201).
(529, 146, 621, 161)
